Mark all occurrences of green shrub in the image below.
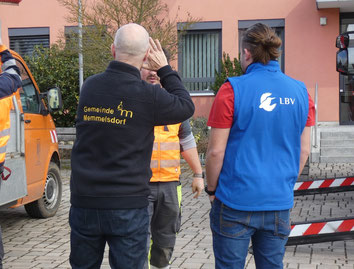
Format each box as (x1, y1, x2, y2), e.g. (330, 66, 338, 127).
(190, 117, 209, 159)
(212, 52, 243, 94)
(24, 45, 94, 127)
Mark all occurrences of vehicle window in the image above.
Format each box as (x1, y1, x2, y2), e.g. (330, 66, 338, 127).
(15, 59, 40, 114)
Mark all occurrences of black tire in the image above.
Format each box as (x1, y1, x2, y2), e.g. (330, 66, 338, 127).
(24, 162, 62, 218)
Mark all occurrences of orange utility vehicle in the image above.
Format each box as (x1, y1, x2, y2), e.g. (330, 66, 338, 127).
(0, 49, 63, 218)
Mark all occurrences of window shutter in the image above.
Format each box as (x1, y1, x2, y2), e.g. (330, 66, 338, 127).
(180, 30, 221, 92)
(9, 35, 49, 57)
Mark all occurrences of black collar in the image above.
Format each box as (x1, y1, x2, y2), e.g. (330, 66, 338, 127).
(106, 60, 141, 79)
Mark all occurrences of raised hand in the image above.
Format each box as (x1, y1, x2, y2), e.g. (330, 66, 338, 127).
(142, 38, 168, 71)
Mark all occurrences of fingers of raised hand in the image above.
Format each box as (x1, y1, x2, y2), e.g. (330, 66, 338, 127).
(149, 38, 163, 52)
(154, 39, 162, 51)
(149, 37, 157, 51)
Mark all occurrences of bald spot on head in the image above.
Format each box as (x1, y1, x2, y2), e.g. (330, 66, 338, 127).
(114, 23, 149, 60)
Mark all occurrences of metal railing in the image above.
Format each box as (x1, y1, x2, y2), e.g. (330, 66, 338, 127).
(314, 83, 319, 148)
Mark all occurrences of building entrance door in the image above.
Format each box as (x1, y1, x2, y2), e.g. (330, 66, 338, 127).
(339, 79, 354, 125)
(340, 14, 354, 125)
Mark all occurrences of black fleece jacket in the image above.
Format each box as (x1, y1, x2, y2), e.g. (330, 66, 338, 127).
(70, 61, 194, 209)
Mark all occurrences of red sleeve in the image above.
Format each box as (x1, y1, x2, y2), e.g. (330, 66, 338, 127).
(207, 82, 234, 128)
(306, 92, 315, 127)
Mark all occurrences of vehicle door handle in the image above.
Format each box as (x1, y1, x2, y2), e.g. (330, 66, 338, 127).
(25, 120, 31, 124)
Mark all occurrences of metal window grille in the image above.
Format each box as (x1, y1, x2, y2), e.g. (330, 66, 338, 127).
(179, 30, 221, 92)
(64, 25, 107, 47)
(9, 35, 49, 57)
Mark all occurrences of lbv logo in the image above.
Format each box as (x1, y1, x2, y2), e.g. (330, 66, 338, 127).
(259, 92, 295, 112)
(259, 93, 277, 112)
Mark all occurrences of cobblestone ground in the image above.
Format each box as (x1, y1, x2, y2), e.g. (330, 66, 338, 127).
(308, 163, 354, 180)
(0, 164, 353, 269)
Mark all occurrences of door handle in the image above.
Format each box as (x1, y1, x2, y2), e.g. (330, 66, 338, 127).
(25, 120, 31, 124)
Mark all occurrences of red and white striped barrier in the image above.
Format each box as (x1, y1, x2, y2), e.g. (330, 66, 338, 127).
(288, 178, 354, 245)
(294, 177, 354, 191)
(290, 219, 354, 237)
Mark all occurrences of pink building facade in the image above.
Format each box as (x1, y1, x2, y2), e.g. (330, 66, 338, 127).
(1, 0, 353, 124)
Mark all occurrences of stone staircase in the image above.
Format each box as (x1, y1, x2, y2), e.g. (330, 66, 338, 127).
(319, 128, 354, 163)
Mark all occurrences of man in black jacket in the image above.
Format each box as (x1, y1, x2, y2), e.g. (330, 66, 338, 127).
(69, 23, 195, 269)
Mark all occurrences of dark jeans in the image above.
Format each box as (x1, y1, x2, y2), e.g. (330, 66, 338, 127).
(69, 205, 149, 269)
(210, 199, 291, 269)
(0, 225, 3, 269)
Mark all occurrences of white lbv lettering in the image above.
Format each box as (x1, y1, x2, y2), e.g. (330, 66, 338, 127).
(279, 98, 295, 105)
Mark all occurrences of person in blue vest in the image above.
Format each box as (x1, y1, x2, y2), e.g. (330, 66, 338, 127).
(205, 23, 315, 268)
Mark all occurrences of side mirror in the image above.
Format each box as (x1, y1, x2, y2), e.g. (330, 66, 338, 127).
(336, 48, 354, 75)
(336, 32, 354, 75)
(337, 49, 349, 74)
(336, 34, 349, 49)
(47, 87, 63, 112)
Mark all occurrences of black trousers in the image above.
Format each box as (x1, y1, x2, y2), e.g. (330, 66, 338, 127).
(0, 225, 4, 269)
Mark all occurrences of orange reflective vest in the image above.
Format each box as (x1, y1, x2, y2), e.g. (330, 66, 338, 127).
(150, 123, 181, 182)
(0, 45, 21, 168)
(0, 95, 13, 165)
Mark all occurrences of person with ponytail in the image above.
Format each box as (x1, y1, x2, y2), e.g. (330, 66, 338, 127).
(205, 23, 315, 268)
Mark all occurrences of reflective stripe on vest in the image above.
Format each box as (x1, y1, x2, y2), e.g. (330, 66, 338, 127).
(0, 95, 13, 163)
(0, 145, 7, 154)
(0, 129, 10, 137)
(151, 160, 158, 168)
(150, 123, 181, 182)
(160, 159, 180, 168)
(151, 159, 180, 169)
(0, 129, 10, 155)
(152, 141, 179, 151)
(0, 144, 8, 163)
(152, 142, 158, 151)
(160, 142, 180, 151)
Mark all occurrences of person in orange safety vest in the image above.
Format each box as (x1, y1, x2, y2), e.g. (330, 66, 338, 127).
(142, 49, 205, 269)
(0, 37, 22, 269)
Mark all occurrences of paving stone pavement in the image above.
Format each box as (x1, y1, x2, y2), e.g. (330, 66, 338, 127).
(307, 163, 354, 180)
(0, 163, 353, 269)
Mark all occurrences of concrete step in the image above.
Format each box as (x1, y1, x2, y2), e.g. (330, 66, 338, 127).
(321, 139, 354, 147)
(320, 156, 354, 163)
(321, 132, 354, 140)
(320, 147, 354, 156)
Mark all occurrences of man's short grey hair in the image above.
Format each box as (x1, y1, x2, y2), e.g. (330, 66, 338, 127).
(114, 23, 149, 57)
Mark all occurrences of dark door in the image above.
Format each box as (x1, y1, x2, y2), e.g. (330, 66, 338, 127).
(340, 14, 354, 125)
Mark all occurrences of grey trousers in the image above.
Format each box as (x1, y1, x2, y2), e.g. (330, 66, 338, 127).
(144, 181, 182, 269)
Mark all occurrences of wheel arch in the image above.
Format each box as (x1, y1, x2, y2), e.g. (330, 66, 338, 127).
(50, 151, 61, 170)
